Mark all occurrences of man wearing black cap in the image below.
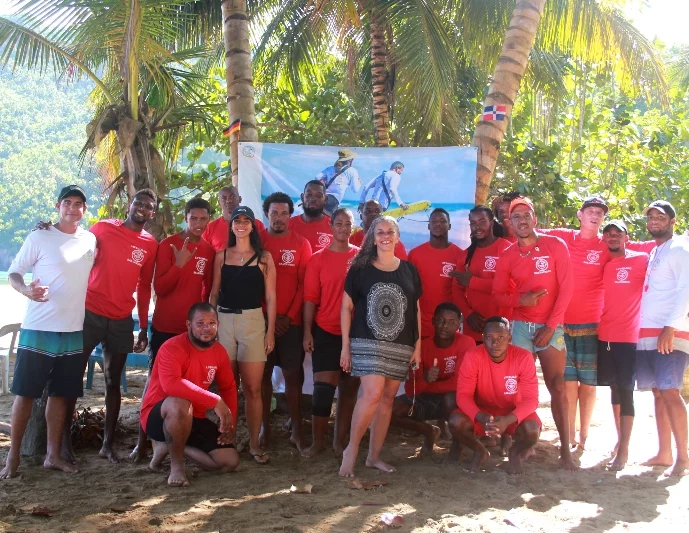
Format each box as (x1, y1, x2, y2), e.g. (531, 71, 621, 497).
(598, 220, 649, 470)
(636, 200, 689, 477)
(1, 186, 96, 479)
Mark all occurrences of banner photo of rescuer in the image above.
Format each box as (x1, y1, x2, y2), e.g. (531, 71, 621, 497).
(239, 142, 477, 250)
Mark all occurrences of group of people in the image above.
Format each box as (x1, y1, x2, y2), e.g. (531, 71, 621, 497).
(2, 178, 688, 486)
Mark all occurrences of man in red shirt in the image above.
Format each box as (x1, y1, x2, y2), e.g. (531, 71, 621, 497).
(452, 205, 512, 341)
(288, 180, 333, 252)
(61, 189, 159, 464)
(598, 220, 648, 470)
(259, 192, 313, 450)
(131, 198, 215, 462)
(408, 208, 463, 338)
(141, 303, 238, 487)
(493, 197, 576, 470)
(350, 200, 407, 259)
(450, 317, 540, 474)
(203, 185, 265, 252)
(391, 303, 475, 453)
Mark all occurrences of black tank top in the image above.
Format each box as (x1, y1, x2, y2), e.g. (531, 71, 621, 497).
(218, 251, 265, 309)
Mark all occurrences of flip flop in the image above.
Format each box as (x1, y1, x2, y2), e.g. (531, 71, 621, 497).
(249, 451, 270, 465)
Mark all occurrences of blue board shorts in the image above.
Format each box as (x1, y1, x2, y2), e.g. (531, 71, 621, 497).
(511, 321, 566, 354)
(636, 349, 689, 391)
(563, 323, 598, 386)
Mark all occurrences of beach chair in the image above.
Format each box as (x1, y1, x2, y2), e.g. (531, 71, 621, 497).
(0, 323, 21, 395)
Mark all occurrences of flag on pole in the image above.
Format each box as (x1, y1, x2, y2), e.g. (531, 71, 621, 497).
(482, 105, 507, 121)
(223, 119, 241, 136)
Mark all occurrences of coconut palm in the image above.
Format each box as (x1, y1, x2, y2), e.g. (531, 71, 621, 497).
(0, 0, 224, 239)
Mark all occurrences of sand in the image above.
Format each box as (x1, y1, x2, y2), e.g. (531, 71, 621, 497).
(1, 360, 688, 533)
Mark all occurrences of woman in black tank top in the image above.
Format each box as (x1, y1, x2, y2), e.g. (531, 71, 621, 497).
(210, 206, 276, 464)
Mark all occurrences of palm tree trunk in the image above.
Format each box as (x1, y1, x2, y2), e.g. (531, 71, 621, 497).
(471, 0, 546, 205)
(222, 0, 258, 187)
(370, 8, 390, 147)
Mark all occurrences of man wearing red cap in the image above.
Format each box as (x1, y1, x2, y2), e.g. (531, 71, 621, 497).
(493, 197, 577, 470)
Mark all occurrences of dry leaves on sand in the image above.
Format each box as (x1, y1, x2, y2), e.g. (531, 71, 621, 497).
(19, 505, 57, 517)
(289, 484, 313, 494)
(345, 478, 389, 490)
(380, 513, 405, 528)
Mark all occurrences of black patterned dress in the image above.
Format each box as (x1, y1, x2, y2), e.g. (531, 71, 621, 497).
(344, 261, 422, 381)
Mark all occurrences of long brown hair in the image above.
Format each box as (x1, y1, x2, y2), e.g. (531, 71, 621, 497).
(351, 215, 400, 270)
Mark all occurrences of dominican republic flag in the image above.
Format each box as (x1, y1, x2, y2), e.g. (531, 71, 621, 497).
(482, 105, 507, 121)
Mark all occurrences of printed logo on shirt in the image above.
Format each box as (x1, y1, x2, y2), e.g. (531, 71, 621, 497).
(204, 366, 217, 385)
(484, 256, 497, 272)
(128, 246, 146, 266)
(195, 257, 208, 275)
(585, 250, 601, 265)
(615, 267, 630, 284)
(83, 249, 94, 262)
(533, 256, 550, 274)
(504, 375, 518, 395)
(441, 262, 456, 278)
(317, 233, 332, 247)
(444, 355, 457, 374)
(281, 250, 295, 266)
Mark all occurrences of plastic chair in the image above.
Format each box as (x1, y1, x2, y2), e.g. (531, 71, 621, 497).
(0, 323, 21, 395)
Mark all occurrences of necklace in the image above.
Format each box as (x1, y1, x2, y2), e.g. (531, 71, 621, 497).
(518, 236, 539, 258)
(644, 238, 672, 292)
(240, 256, 244, 263)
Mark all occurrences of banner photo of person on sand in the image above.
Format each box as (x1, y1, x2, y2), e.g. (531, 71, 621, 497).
(237, 143, 477, 250)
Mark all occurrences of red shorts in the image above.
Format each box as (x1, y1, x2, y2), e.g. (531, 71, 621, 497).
(455, 410, 541, 437)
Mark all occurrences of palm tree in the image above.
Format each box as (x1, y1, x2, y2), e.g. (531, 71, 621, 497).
(0, 0, 223, 239)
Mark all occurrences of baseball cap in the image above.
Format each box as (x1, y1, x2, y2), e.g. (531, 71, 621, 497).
(580, 196, 608, 213)
(230, 205, 255, 223)
(602, 220, 627, 233)
(643, 200, 676, 218)
(337, 149, 356, 162)
(509, 196, 535, 215)
(58, 185, 87, 203)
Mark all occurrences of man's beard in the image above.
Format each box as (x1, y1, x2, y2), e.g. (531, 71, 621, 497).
(303, 205, 323, 217)
(190, 331, 217, 348)
(649, 227, 672, 239)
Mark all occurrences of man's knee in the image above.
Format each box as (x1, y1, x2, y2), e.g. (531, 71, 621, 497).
(391, 397, 409, 418)
(516, 419, 540, 446)
(443, 392, 457, 413)
(448, 411, 473, 434)
(212, 448, 240, 473)
(312, 382, 337, 417)
(162, 397, 193, 419)
(547, 374, 566, 395)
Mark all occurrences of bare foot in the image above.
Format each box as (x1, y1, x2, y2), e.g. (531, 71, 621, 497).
(99, 446, 120, 464)
(422, 426, 441, 455)
(168, 465, 189, 487)
(129, 444, 148, 463)
(149, 444, 167, 472)
(520, 446, 536, 462)
(643, 454, 674, 467)
(333, 440, 345, 457)
(43, 455, 79, 473)
(446, 440, 461, 463)
(499, 434, 513, 457)
(465, 447, 489, 473)
(505, 447, 524, 475)
(611, 441, 620, 457)
(365, 457, 396, 473)
(301, 442, 325, 459)
(339, 446, 357, 477)
(61, 443, 77, 465)
(559, 453, 579, 471)
(664, 459, 689, 477)
(289, 434, 305, 452)
(0, 453, 20, 480)
(578, 436, 587, 451)
(609, 453, 628, 471)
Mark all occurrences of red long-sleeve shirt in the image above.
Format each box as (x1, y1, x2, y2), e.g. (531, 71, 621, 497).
(303, 246, 359, 334)
(261, 230, 313, 325)
(350, 230, 407, 259)
(86, 220, 158, 327)
(141, 334, 237, 432)
(404, 333, 476, 396)
(456, 344, 538, 423)
(492, 233, 573, 329)
(453, 238, 512, 340)
(152, 233, 215, 334)
(202, 217, 265, 252)
(408, 242, 463, 337)
(599, 250, 649, 343)
(288, 215, 333, 251)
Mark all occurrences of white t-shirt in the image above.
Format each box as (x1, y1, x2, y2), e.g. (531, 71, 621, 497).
(9, 226, 97, 332)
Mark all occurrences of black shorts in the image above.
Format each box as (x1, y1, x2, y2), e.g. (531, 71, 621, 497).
(267, 325, 304, 371)
(149, 328, 178, 371)
(83, 309, 134, 355)
(145, 399, 235, 454)
(597, 341, 636, 390)
(11, 329, 85, 399)
(397, 393, 447, 421)
(312, 323, 342, 373)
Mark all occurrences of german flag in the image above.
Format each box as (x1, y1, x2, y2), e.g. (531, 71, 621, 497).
(223, 119, 241, 137)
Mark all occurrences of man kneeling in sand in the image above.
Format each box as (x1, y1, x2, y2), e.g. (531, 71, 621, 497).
(449, 317, 540, 474)
(140, 303, 239, 486)
(390, 303, 475, 453)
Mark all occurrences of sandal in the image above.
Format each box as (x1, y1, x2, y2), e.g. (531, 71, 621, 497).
(249, 451, 270, 465)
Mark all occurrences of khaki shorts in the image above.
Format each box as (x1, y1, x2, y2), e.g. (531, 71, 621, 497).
(218, 308, 266, 363)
